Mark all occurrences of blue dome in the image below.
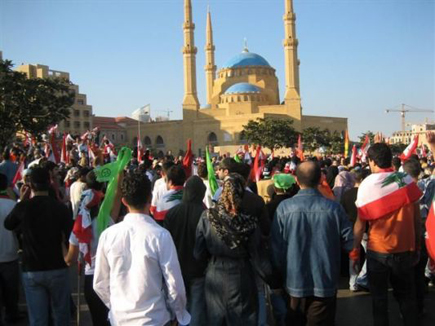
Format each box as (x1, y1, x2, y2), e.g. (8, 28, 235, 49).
(222, 51, 271, 68)
(224, 83, 261, 94)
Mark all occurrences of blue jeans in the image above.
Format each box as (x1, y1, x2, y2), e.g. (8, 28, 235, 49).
(185, 277, 206, 326)
(22, 268, 71, 326)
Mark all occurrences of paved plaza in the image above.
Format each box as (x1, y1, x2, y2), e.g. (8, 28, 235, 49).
(6, 264, 435, 326)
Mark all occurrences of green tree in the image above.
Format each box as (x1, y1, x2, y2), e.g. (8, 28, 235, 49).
(390, 143, 407, 155)
(240, 117, 298, 150)
(0, 59, 75, 149)
(359, 131, 375, 144)
(328, 130, 345, 154)
(302, 127, 330, 152)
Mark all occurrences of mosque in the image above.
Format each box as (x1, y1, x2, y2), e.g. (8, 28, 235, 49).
(128, 0, 347, 156)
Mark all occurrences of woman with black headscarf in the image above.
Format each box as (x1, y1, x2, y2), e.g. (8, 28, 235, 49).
(164, 176, 208, 326)
(194, 173, 259, 326)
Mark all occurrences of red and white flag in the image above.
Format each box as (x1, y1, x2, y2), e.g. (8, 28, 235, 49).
(137, 136, 144, 164)
(48, 125, 58, 135)
(81, 130, 90, 141)
(88, 145, 96, 166)
(297, 134, 305, 161)
(46, 126, 60, 164)
(252, 145, 264, 182)
(360, 135, 371, 162)
(426, 197, 435, 260)
(11, 161, 25, 186)
(400, 135, 419, 161)
(66, 133, 75, 143)
(182, 139, 193, 178)
(355, 170, 422, 221)
(60, 134, 68, 164)
(350, 145, 357, 167)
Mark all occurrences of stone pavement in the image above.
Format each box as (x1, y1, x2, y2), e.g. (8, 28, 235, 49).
(5, 265, 435, 325)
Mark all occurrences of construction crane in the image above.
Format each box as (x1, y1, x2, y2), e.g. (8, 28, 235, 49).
(157, 109, 173, 120)
(385, 103, 434, 142)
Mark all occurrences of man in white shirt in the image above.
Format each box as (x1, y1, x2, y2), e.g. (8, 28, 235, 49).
(93, 171, 190, 326)
(150, 161, 174, 216)
(70, 167, 89, 219)
(0, 173, 20, 323)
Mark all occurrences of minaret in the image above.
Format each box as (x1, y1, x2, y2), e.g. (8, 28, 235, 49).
(283, 0, 300, 102)
(204, 7, 216, 106)
(182, 0, 200, 116)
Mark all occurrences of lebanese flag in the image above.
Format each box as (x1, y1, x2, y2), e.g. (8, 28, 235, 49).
(350, 145, 357, 167)
(137, 136, 144, 164)
(355, 170, 422, 221)
(60, 134, 68, 164)
(252, 145, 264, 182)
(360, 135, 370, 162)
(47, 126, 60, 164)
(11, 161, 25, 186)
(81, 130, 90, 141)
(66, 133, 75, 143)
(243, 144, 252, 164)
(297, 134, 305, 161)
(400, 135, 419, 161)
(427, 198, 435, 260)
(182, 139, 193, 178)
(88, 145, 96, 166)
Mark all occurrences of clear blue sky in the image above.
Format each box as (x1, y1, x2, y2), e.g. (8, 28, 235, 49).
(1, 0, 434, 140)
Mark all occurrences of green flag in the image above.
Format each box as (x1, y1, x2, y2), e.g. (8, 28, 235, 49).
(95, 147, 132, 236)
(234, 153, 242, 163)
(206, 147, 219, 196)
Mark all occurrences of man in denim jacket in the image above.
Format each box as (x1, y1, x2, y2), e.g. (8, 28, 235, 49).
(271, 161, 354, 325)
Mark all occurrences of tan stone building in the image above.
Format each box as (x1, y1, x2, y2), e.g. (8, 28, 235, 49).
(16, 64, 93, 136)
(389, 123, 435, 147)
(93, 116, 138, 146)
(127, 0, 348, 156)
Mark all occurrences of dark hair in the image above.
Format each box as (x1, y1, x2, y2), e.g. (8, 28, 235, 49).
(197, 163, 208, 179)
(30, 167, 50, 192)
(2, 151, 10, 161)
(121, 171, 152, 209)
(403, 159, 421, 179)
(86, 170, 103, 191)
(219, 157, 237, 173)
(0, 173, 7, 191)
(162, 161, 175, 174)
(367, 143, 392, 169)
(166, 165, 186, 186)
(392, 157, 402, 171)
(40, 160, 57, 172)
(234, 163, 251, 183)
(79, 167, 91, 178)
(296, 162, 321, 188)
(353, 169, 370, 183)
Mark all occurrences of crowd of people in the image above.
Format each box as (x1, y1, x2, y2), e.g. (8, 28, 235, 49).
(0, 131, 435, 326)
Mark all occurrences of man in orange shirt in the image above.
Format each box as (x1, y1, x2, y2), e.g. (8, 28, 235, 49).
(352, 143, 422, 326)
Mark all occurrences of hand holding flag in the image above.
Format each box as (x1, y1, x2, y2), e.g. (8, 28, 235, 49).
(206, 146, 218, 196)
(94, 147, 132, 236)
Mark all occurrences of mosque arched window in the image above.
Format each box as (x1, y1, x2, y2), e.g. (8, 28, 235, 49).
(244, 95, 248, 101)
(144, 136, 152, 146)
(155, 135, 165, 148)
(208, 132, 218, 144)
